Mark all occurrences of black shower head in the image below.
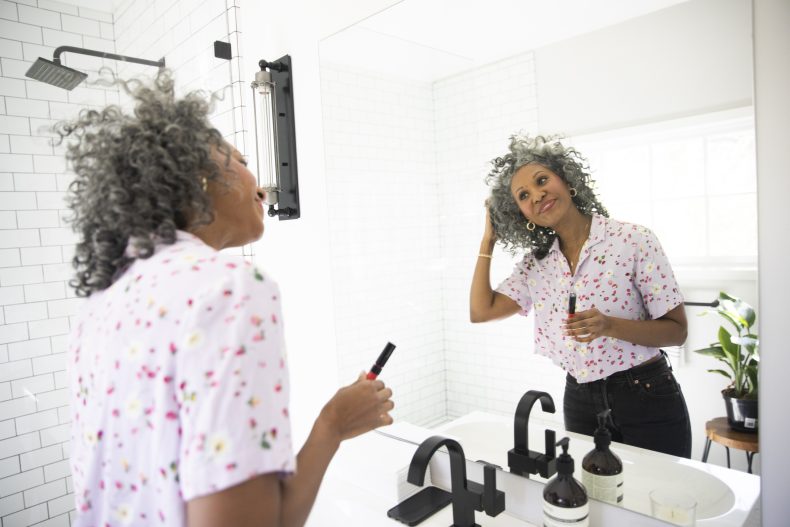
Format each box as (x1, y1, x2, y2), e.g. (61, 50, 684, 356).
(25, 57, 88, 91)
(24, 46, 165, 91)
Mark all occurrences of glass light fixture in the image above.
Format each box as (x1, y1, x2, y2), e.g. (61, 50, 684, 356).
(251, 56, 300, 220)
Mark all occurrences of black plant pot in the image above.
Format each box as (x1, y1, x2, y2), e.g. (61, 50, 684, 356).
(723, 391, 758, 433)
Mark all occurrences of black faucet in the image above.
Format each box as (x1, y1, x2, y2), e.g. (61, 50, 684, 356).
(408, 435, 505, 527)
(507, 390, 558, 479)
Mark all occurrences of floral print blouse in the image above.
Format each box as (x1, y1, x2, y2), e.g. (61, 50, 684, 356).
(496, 215, 683, 383)
(68, 231, 295, 526)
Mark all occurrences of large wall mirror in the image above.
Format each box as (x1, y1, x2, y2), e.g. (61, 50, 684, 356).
(317, 0, 758, 513)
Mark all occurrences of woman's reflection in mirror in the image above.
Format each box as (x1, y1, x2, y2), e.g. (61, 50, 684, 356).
(470, 134, 691, 458)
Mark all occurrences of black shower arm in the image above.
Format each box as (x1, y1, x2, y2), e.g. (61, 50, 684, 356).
(53, 46, 165, 68)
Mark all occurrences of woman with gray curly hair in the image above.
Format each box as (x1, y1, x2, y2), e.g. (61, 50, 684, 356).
(61, 71, 394, 527)
(470, 134, 691, 460)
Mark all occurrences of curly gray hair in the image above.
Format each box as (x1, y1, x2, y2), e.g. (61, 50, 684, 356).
(57, 70, 231, 297)
(486, 134, 608, 259)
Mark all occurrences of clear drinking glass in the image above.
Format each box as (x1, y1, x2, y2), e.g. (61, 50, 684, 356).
(649, 488, 697, 526)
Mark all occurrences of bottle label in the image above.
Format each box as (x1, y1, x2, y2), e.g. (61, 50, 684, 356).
(581, 470, 623, 504)
(543, 502, 589, 527)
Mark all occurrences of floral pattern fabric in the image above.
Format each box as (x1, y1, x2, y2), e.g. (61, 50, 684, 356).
(68, 231, 295, 526)
(496, 215, 683, 383)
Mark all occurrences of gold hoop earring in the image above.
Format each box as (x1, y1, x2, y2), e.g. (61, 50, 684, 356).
(526, 221, 535, 232)
(570, 187, 578, 197)
(201, 176, 208, 193)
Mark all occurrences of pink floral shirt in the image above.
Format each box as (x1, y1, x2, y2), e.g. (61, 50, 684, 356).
(496, 215, 683, 383)
(68, 231, 295, 526)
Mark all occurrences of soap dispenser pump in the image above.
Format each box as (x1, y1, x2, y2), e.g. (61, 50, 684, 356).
(543, 437, 589, 527)
(582, 409, 624, 505)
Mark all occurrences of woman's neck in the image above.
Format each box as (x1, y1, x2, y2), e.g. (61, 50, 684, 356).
(556, 210, 592, 251)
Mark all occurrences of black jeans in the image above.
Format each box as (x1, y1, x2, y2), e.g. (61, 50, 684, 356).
(563, 352, 692, 458)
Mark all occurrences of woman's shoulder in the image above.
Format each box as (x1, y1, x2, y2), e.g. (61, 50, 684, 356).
(601, 216, 656, 241)
(510, 249, 541, 274)
(147, 234, 279, 294)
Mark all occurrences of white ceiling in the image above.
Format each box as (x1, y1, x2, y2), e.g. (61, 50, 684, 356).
(55, 0, 692, 83)
(320, 0, 691, 82)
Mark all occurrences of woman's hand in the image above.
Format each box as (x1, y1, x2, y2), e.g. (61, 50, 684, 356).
(319, 373, 394, 443)
(563, 308, 612, 343)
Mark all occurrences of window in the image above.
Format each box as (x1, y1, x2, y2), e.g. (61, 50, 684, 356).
(570, 108, 757, 275)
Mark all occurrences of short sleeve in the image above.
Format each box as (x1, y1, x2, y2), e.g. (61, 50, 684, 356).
(176, 262, 295, 501)
(495, 257, 534, 316)
(633, 227, 684, 319)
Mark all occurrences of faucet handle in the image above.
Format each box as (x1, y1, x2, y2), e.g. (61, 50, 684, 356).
(545, 429, 556, 459)
(537, 429, 558, 479)
(482, 463, 506, 517)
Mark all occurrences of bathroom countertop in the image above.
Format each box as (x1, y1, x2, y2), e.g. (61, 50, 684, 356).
(305, 426, 537, 526)
(305, 423, 676, 527)
(305, 415, 759, 527)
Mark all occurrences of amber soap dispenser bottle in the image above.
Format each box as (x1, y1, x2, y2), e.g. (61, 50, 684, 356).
(543, 437, 589, 527)
(581, 409, 624, 505)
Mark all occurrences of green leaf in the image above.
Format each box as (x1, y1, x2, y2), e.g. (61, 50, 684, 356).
(717, 308, 745, 333)
(718, 292, 756, 329)
(707, 369, 733, 380)
(718, 291, 738, 303)
(743, 334, 759, 357)
(738, 302, 756, 329)
(717, 326, 738, 366)
(746, 368, 758, 395)
(733, 335, 759, 347)
(693, 346, 727, 360)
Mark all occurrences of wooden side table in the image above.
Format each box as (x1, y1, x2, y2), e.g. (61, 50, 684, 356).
(701, 417, 759, 473)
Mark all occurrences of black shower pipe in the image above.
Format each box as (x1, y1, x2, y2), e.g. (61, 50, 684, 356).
(52, 46, 165, 68)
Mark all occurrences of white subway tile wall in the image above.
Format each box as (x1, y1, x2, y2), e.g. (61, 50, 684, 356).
(0, 7, 93, 522)
(114, 0, 249, 261)
(320, 63, 447, 426)
(320, 53, 568, 428)
(433, 53, 567, 424)
(0, 0, 245, 524)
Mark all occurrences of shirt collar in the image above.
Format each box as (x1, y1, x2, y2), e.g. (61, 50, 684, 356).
(547, 214, 606, 255)
(176, 229, 207, 245)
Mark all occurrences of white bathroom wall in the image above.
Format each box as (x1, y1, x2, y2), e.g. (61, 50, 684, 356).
(0, 0, 244, 525)
(320, 62, 446, 426)
(0, 2, 115, 525)
(535, 0, 753, 135)
(431, 53, 555, 421)
(113, 0, 246, 150)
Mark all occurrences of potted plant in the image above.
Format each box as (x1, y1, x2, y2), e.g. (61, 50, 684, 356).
(692, 292, 759, 432)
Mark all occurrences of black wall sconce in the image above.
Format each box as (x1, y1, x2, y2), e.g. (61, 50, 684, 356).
(251, 56, 300, 220)
(24, 46, 165, 90)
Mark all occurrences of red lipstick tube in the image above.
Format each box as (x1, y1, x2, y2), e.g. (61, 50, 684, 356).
(367, 342, 396, 380)
(568, 292, 577, 318)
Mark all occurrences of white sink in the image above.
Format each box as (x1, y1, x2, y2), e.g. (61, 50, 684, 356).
(434, 411, 759, 526)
